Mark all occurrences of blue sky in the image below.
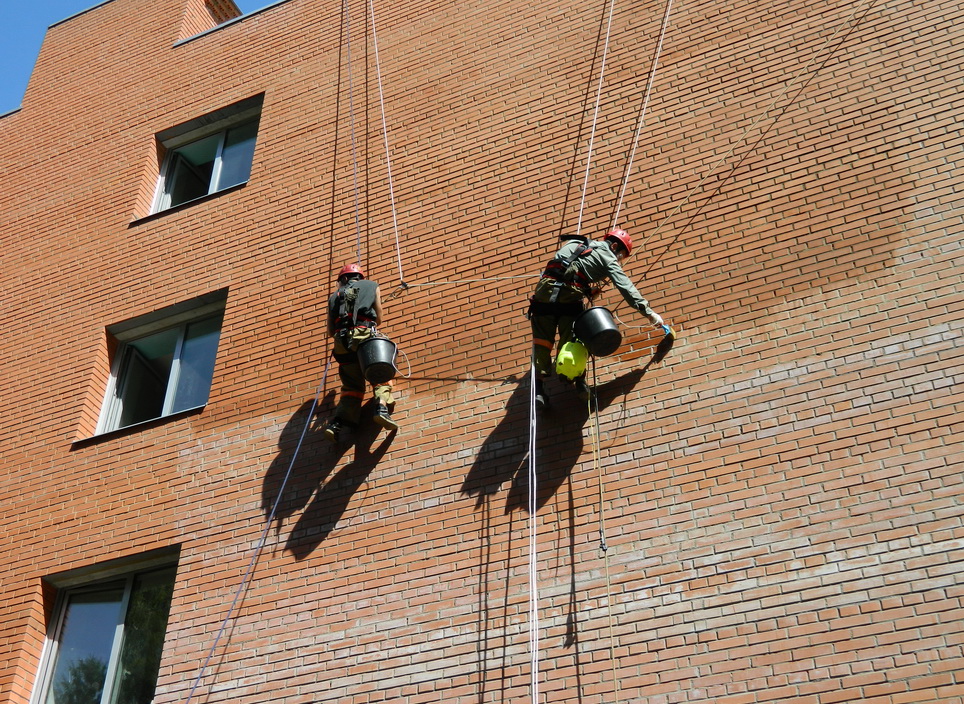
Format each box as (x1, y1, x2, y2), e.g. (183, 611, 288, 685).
(0, 0, 265, 114)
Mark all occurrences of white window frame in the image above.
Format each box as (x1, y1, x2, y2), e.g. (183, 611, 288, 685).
(30, 550, 179, 704)
(96, 291, 227, 435)
(150, 94, 263, 214)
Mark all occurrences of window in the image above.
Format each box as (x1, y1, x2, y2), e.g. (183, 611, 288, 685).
(152, 94, 263, 213)
(97, 291, 227, 434)
(32, 559, 177, 704)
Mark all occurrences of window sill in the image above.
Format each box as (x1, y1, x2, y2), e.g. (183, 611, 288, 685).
(129, 182, 247, 227)
(72, 405, 205, 449)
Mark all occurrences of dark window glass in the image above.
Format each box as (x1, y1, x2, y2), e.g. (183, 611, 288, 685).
(217, 121, 258, 189)
(38, 568, 176, 704)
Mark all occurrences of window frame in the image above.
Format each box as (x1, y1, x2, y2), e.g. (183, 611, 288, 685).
(150, 94, 263, 214)
(31, 551, 179, 704)
(96, 291, 227, 435)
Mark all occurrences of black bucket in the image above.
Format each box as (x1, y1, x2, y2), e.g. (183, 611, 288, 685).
(358, 337, 398, 384)
(573, 307, 622, 357)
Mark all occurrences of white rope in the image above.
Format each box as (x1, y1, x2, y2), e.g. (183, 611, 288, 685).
(610, 0, 675, 229)
(573, 0, 619, 241)
(367, 0, 405, 286)
(394, 346, 413, 378)
(527, 363, 540, 704)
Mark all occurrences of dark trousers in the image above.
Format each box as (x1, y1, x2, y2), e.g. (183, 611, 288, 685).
(529, 278, 585, 377)
(331, 332, 393, 424)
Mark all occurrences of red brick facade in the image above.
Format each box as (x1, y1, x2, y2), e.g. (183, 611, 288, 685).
(1, 0, 961, 701)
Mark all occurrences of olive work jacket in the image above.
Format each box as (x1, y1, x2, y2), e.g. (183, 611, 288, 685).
(542, 240, 660, 324)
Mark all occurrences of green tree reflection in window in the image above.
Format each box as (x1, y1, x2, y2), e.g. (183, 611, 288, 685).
(37, 566, 176, 704)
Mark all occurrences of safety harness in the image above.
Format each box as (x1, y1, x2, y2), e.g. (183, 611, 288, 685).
(527, 237, 598, 320)
(332, 279, 378, 362)
(542, 236, 597, 302)
(332, 279, 376, 332)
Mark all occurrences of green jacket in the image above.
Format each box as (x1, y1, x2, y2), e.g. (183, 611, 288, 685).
(549, 240, 660, 323)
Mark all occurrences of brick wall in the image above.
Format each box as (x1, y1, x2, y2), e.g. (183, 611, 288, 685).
(0, 0, 961, 702)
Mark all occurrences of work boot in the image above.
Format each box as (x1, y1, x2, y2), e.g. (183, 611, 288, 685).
(323, 418, 343, 443)
(535, 378, 549, 410)
(575, 377, 591, 401)
(373, 404, 399, 431)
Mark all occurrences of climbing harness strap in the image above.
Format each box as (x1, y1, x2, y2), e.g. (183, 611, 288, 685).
(543, 237, 596, 303)
(332, 281, 378, 333)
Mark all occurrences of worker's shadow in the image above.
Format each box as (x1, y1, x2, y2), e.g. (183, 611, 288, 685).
(285, 405, 396, 560)
(262, 396, 340, 533)
(261, 398, 395, 560)
(461, 368, 645, 513)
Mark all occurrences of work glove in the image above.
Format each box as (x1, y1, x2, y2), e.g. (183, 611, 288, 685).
(648, 312, 664, 327)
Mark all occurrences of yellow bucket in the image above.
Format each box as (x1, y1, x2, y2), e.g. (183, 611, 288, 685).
(555, 340, 589, 380)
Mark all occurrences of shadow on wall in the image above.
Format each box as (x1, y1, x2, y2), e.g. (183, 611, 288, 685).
(461, 366, 646, 702)
(262, 397, 338, 531)
(461, 367, 646, 513)
(261, 398, 396, 561)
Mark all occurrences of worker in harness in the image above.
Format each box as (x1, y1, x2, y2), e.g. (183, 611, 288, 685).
(323, 264, 398, 442)
(529, 228, 665, 409)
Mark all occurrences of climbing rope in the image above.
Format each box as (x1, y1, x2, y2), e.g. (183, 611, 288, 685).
(367, 0, 406, 287)
(633, 0, 877, 274)
(527, 362, 541, 704)
(573, 0, 619, 242)
(384, 275, 534, 300)
(404, 275, 534, 287)
(610, 0, 675, 230)
(341, 0, 364, 263)
(184, 361, 332, 704)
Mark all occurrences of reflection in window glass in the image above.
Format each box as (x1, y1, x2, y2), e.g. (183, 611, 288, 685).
(171, 317, 222, 414)
(100, 304, 225, 434)
(36, 567, 177, 704)
(108, 568, 176, 704)
(117, 327, 179, 429)
(155, 115, 259, 213)
(217, 122, 258, 190)
(43, 583, 125, 704)
(167, 134, 221, 207)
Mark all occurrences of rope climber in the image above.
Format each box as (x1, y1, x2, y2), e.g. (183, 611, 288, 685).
(323, 264, 399, 442)
(528, 228, 672, 409)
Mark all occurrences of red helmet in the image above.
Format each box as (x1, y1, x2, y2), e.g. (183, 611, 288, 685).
(604, 228, 633, 257)
(337, 263, 365, 281)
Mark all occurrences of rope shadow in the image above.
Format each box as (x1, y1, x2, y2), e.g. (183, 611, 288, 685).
(460, 367, 646, 516)
(285, 404, 397, 560)
(505, 368, 645, 513)
(460, 379, 530, 508)
(194, 389, 337, 704)
(462, 368, 643, 704)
